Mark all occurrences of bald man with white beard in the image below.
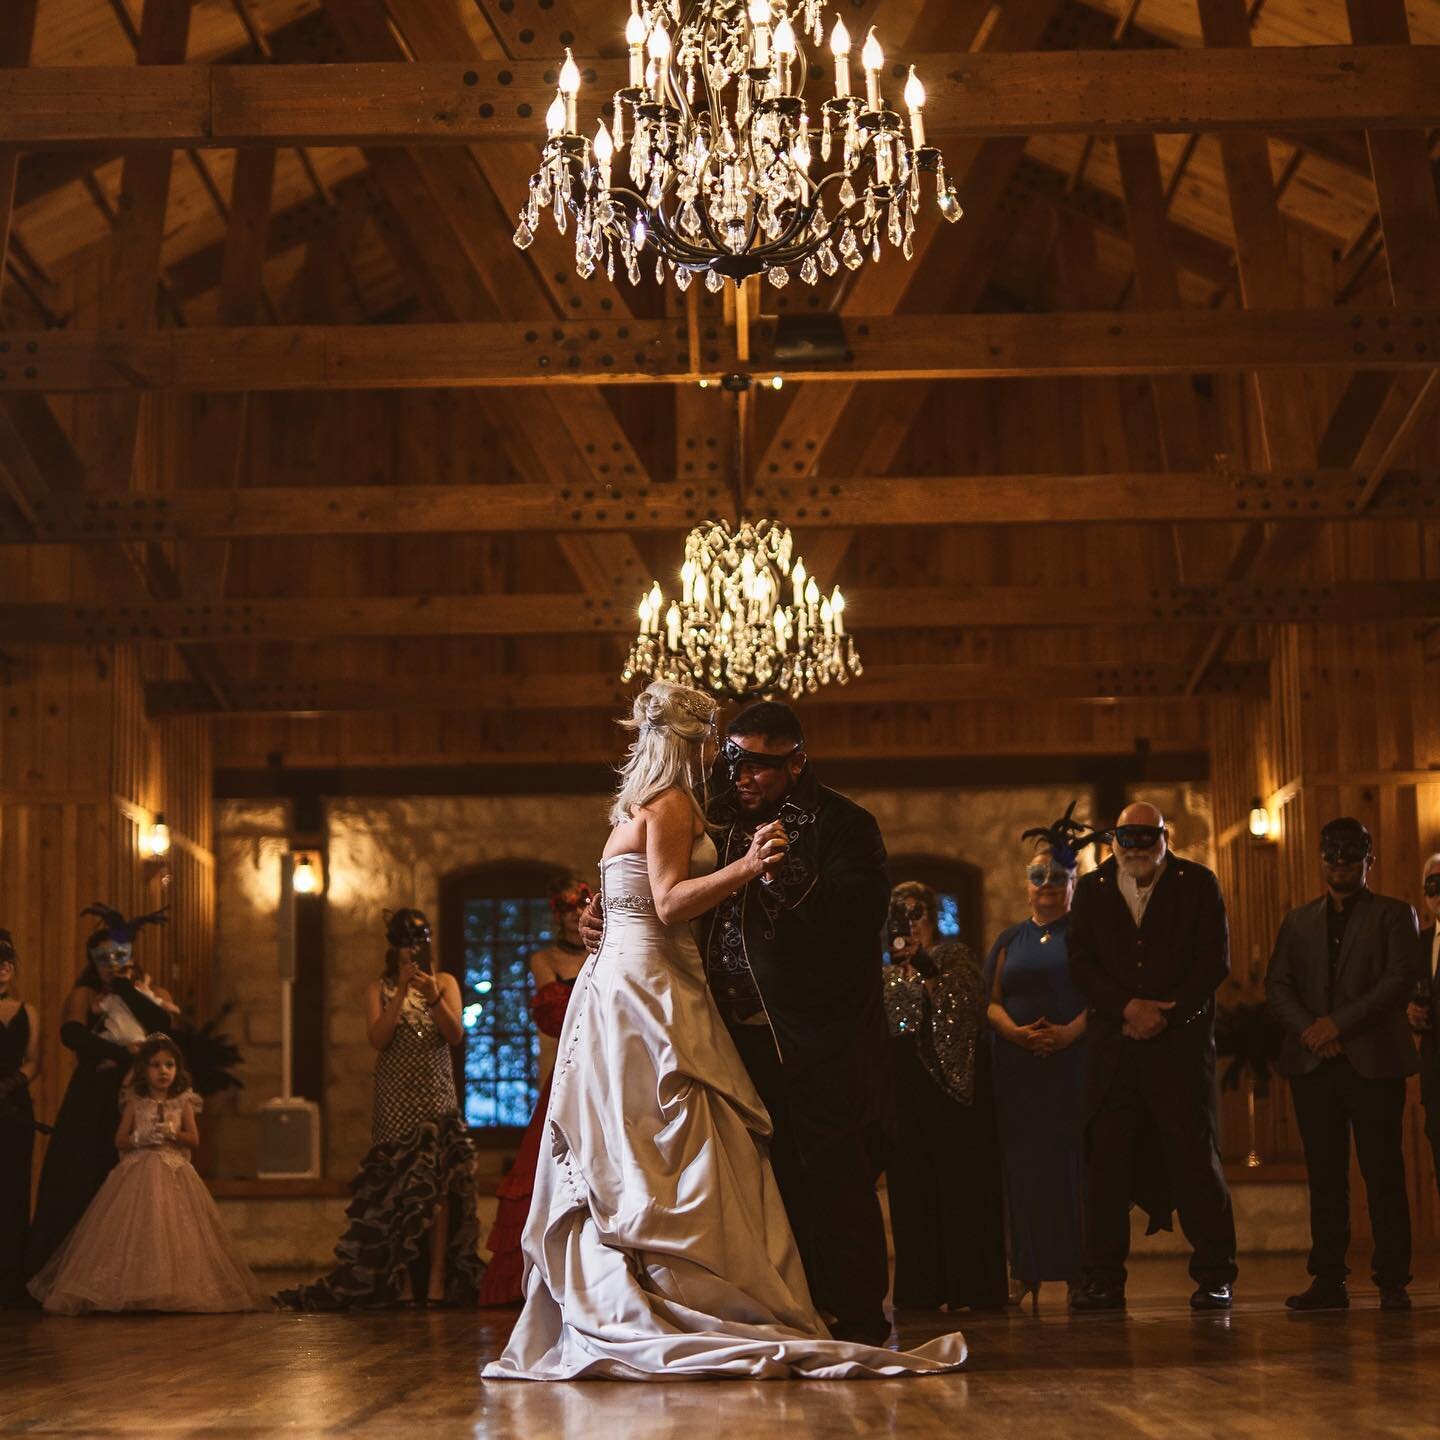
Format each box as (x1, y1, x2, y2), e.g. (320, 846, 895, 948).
(1067, 803, 1237, 1312)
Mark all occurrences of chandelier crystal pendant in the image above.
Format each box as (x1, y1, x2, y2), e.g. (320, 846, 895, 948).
(514, 1, 964, 290)
(622, 519, 861, 700)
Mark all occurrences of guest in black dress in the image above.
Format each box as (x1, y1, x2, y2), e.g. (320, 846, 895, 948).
(28, 904, 172, 1271)
(883, 882, 1008, 1311)
(0, 931, 41, 1307)
(278, 909, 483, 1309)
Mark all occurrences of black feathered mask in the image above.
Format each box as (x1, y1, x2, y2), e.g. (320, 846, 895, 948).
(1021, 801, 1109, 872)
(81, 902, 169, 959)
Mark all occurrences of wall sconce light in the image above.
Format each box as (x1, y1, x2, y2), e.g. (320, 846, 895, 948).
(291, 850, 324, 896)
(1248, 798, 1272, 841)
(143, 813, 172, 858)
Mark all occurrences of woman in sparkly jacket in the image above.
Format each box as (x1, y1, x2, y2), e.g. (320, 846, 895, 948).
(278, 909, 482, 1309)
(882, 882, 1007, 1311)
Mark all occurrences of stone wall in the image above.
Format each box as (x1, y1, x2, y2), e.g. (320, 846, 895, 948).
(214, 783, 1214, 1180)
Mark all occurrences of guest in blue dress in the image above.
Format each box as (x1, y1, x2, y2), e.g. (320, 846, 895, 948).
(985, 805, 1106, 1311)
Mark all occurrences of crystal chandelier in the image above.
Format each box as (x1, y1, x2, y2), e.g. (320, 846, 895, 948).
(515, 1, 964, 290)
(622, 519, 861, 700)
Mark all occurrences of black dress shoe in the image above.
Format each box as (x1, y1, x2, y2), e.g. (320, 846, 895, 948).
(1190, 1284, 1232, 1311)
(1285, 1280, 1348, 1311)
(1069, 1283, 1126, 1312)
(831, 1316, 893, 1346)
(1379, 1287, 1412, 1312)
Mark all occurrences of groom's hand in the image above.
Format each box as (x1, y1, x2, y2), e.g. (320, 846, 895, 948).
(578, 896, 605, 954)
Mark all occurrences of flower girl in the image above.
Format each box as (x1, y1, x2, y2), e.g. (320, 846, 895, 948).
(29, 1035, 267, 1314)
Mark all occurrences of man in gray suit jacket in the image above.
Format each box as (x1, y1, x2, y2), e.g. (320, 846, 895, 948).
(1266, 817, 1420, 1312)
(1409, 855, 1440, 1220)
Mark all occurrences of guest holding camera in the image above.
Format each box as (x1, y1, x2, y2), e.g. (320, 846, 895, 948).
(1268, 818, 1421, 1311)
(883, 882, 1007, 1311)
(1412, 854, 1440, 1216)
(985, 807, 1103, 1311)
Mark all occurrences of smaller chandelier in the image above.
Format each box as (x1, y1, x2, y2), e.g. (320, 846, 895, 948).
(515, 1, 963, 290)
(623, 518, 861, 700)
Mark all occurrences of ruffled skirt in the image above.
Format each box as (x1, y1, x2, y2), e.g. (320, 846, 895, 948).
(276, 1112, 483, 1309)
(29, 1147, 266, 1314)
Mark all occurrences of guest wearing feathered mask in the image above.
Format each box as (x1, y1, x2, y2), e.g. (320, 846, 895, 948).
(985, 804, 1103, 1311)
(28, 905, 172, 1270)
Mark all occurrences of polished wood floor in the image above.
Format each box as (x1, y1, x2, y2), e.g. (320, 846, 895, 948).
(4, 1258, 1437, 1438)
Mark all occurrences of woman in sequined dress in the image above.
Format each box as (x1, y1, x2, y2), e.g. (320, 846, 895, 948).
(984, 809, 1101, 1311)
(882, 882, 1008, 1311)
(478, 876, 590, 1307)
(278, 908, 483, 1309)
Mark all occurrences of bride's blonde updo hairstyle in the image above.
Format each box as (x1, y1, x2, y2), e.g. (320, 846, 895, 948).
(608, 681, 718, 826)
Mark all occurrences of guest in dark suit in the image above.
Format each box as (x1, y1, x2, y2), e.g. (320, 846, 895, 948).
(1068, 803, 1237, 1312)
(1267, 817, 1420, 1312)
(1407, 855, 1440, 1235)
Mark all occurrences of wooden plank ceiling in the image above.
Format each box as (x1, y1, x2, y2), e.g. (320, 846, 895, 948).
(1, 0, 1438, 772)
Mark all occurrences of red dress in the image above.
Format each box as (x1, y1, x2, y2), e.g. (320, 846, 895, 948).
(477, 977, 575, 1306)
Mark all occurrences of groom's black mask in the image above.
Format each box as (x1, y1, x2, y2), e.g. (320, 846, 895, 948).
(718, 738, 802, 784)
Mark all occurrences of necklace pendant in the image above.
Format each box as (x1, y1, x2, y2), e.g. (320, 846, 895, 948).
(1038, 930, 1050, 944)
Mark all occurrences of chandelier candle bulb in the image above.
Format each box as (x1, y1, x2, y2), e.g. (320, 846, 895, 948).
(626, 3, 646, 86)
(748, 0, 771, 68)
(862, 28, 884, 111)
(545, 91, 567, 138)
(904, 67, 926, 148)
(792, 557, 807, 608)
(830, 15, 852, 97)
(594, 121, 614, 188)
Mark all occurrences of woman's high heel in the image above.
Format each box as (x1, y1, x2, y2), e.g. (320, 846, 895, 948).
(1017, 1281, 1041, 1315)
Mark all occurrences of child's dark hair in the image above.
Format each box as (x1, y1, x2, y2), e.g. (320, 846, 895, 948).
(130, 1034, 192, 1099)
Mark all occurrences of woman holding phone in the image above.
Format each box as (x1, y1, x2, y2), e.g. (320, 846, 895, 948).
(278, 908, 483, 1309)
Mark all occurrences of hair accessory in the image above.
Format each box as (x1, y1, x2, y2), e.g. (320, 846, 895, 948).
(81, 903, 169, 951)
(1021, 802, 1108, 870)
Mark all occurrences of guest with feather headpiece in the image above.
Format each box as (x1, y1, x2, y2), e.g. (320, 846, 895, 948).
(28, 903, 175, 1272)
(983, 803, 1104, 1311)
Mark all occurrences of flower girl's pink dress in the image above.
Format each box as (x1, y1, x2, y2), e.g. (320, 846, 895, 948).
(29, 1094, 266, 1314)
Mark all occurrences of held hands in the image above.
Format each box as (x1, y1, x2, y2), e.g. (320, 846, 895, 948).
(1122, 997, 1175, 1041)
(394, 958, 420, 996)
(1301, 1015, 1341, 1056)
(1408, 1002, 1433, 1034)
(410, 970, 441, 1006)
(1010, 1017, 1083, 1057)
(744, 820, 789, 882)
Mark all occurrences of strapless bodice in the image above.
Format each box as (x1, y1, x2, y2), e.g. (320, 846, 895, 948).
(600, 834, 716, 935)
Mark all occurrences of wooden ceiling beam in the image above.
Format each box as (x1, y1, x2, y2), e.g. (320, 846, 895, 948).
(7, 580, 1440, 645)
(3, 308, 1436, 392)
(5, 468, 1429, 544)
(142, 660, 1272, 717)
(7, 47, 1440, 148)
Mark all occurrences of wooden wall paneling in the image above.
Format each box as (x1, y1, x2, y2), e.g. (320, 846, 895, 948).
(0, 1, 39, 289)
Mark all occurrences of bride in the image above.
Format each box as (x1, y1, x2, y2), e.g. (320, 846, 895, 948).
(483, 681, 966, 1381)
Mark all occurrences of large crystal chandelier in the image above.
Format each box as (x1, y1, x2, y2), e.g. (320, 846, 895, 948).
(515, 1, 963, 290)
(622, 519, 861, 700)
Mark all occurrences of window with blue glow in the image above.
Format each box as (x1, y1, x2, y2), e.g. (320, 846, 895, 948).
(460, 896, 554, 1129)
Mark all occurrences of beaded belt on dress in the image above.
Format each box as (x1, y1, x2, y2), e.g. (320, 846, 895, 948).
(606, 894, 655, 913)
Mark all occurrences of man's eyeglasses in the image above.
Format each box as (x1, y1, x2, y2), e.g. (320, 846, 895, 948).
(1026, 866, 1072, 889)
(1423, 875, 1440, 898)
(1113, 825, 1163, 851)
(1320, 842, 1371, 865)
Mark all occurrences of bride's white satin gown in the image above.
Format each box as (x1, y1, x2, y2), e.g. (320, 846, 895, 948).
(483, 835, 967, 1381)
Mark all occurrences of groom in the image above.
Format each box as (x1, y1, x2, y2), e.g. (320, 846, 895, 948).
(582, 700, 894, 1344)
